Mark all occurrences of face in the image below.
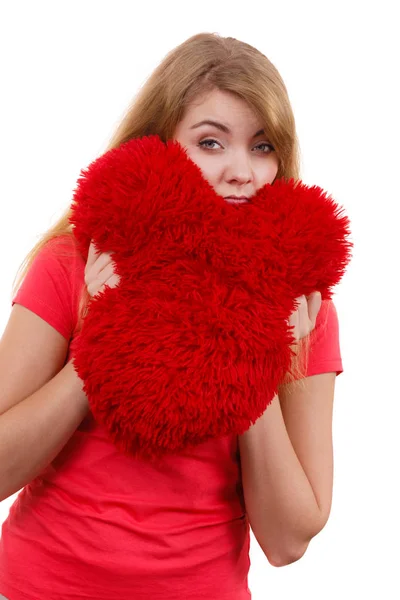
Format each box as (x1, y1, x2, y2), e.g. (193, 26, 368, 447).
(173, 89, 279, 204)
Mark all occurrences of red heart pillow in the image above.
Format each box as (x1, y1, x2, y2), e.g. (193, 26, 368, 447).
(69, 134, 352, 461)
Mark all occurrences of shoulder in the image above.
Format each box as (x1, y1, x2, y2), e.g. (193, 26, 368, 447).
(31, 233, 85, 287)
(307, 299, 343, 377)
(12, 234, 85, 340)
(313, 299, 339, 338)
(39, 232, 83, 263)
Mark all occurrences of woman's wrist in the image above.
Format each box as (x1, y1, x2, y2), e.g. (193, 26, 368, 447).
(64, 360, 90, 416)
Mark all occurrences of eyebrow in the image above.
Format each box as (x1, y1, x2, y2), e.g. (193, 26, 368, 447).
(190, 119, 265, 137)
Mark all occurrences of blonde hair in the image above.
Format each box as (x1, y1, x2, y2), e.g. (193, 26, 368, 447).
(11, 32, 311, 387)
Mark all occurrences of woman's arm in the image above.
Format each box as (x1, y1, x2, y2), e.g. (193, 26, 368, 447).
(238, 292, 337, 566)
(238, 371, 336, 567)
(0, 359, 89, 502)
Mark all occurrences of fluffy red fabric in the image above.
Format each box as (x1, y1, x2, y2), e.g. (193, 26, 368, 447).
(69, 135, 352, 461)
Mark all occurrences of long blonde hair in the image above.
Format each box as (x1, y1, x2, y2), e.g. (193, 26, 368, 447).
(11, 32, 311, 386)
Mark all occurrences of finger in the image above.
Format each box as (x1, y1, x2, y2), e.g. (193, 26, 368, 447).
(292, 295, 304, 312)
(288, 295, 305, 323)
(298, 295, 311, 339)
(97, 261, 118, 281)
(298, 295, 308, 309)
(86, 240, 101, 269)
(288, 296, 304, 341)
(86, 263, 113, 297)
(307, 291, 322, 329)
(85, 252, 114, 287)
(87, 270, 120, 298)
(295, 295, 308, 318)
(92, 251, 114, 275)
(288, 309, 299, 342)
(107, 273, 121, 288)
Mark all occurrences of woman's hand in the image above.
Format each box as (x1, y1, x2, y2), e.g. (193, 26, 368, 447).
(288, 291, 322, 342)
(84, 240, 120, 298)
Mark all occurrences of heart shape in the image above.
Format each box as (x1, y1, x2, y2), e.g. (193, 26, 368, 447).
(69, 134, 352, 461)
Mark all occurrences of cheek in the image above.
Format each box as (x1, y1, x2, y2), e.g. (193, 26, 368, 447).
(259, 158, 279, 185)
(187, 150, 221, 184)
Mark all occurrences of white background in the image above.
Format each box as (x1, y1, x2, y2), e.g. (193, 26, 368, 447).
(0, 1, 399, 598)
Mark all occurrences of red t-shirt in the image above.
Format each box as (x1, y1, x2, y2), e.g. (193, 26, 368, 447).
(0, 234, 343, 600)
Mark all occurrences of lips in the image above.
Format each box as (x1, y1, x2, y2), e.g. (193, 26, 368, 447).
(224, 196, 249, 204)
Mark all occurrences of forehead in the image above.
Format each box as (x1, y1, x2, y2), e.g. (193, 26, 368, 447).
(183, 89, 262, 129)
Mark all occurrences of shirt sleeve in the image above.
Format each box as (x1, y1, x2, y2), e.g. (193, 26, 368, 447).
(12, 234, 84, 341)
(305, 299, 343, 377)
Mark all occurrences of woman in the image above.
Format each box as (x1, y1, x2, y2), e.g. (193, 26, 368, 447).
(0, 32, 343, 599)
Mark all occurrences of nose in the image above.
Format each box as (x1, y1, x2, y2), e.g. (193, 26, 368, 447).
(225, 151, 253, 185)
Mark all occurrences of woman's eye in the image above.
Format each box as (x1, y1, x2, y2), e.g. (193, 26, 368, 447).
(255, 143, 275, 153)
(198, 139, 275, 153)
(198, 139, 220, 150)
